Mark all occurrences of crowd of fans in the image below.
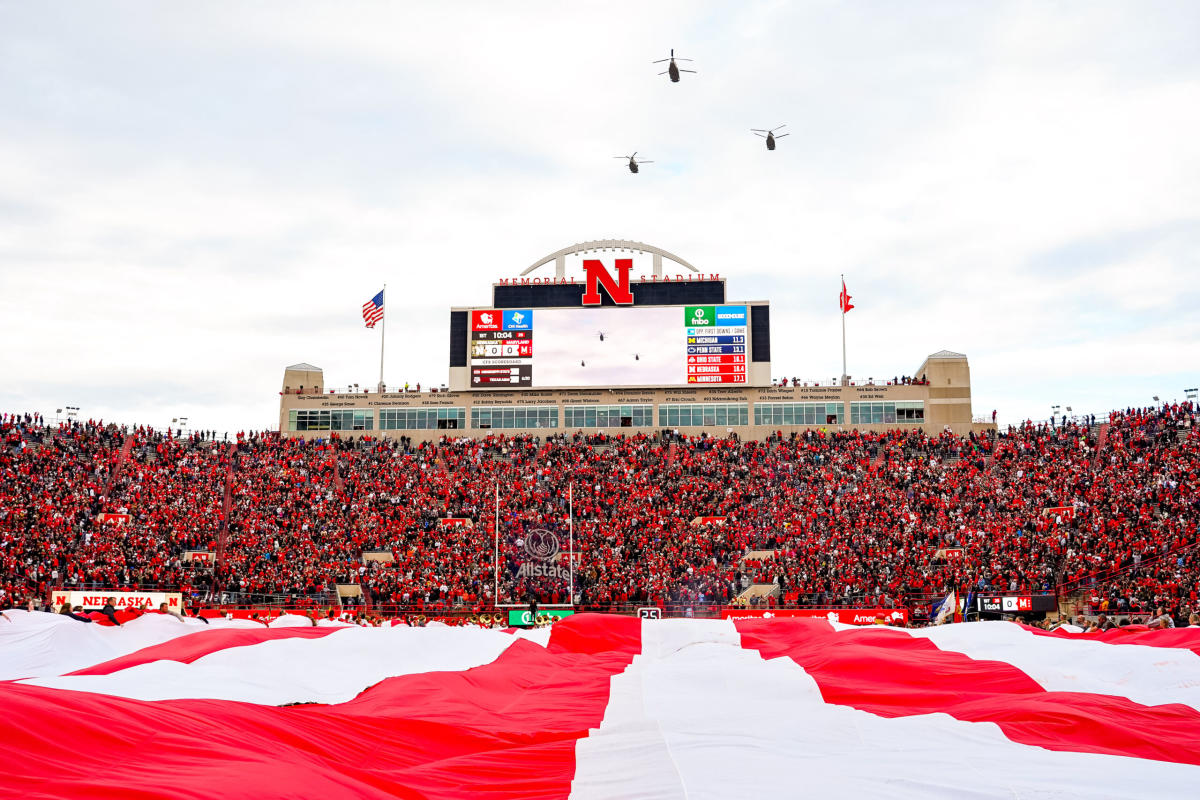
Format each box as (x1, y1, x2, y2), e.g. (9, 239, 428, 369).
(1, 401, 1196, 623)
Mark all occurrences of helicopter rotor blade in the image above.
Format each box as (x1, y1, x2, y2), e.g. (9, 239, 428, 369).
(680, 69, 697, 73)
(674, 57, 694, 61)
(776, 133, 790, 138)
(652, 58, 670, 63)
(638, 160, 654, 164)
(774, 124, 788, 131)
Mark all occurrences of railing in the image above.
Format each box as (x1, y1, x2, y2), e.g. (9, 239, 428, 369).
(1056, 539, 1200, 596)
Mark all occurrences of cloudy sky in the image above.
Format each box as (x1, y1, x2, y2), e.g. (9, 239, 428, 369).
(2, 1, 1197, 433)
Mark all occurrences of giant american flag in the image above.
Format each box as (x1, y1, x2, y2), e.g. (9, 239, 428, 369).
(362, 289, 384, 328)
(1, 611, 1198, 798)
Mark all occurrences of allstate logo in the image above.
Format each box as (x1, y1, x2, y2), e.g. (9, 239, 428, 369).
(692, 308, 707, 322)
(524, 529, 560, 561)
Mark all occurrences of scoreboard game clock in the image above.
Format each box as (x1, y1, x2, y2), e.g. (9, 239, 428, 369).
(684, 305, 748, 384)
(470, 309, 534, 387)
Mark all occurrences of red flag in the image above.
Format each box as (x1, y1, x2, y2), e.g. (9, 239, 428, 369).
(839, 279, 854, 313)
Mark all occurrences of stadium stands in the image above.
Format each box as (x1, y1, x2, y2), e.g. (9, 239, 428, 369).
(1, 402, 1196, 624)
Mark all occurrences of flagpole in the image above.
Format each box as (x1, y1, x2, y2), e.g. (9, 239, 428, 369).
(569, 482, 574, 605)
(493, 482, 499, 608)
(378, 284, 386, 393)
(840, 274, 847, 386)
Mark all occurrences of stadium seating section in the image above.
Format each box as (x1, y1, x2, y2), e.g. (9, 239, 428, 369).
(2, 403, 1196, 621)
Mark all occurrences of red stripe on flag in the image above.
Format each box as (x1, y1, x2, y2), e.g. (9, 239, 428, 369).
(0, 614, 640, 800)
(1022, 623, 1200, 655)
(68, 626, 346, 676)
(735, 618, 1200, 767)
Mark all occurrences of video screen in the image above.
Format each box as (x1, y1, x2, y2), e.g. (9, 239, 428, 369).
(468, 305, 748, 388)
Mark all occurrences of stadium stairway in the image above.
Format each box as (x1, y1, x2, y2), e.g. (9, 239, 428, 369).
(332, 455, 345, 495)
(1091, 423, 1110, 467)
(735, 583, 782, 605)
(101, 433, 136, 502)
(216, 442, 236, 565)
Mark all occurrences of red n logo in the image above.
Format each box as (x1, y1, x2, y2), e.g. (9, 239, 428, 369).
(581, 259, 634, 305)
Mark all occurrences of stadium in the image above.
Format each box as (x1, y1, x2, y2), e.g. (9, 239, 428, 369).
(3, 252, 1198, 794)
(279, 240, 982, 442)
(4, 3, 1200, 798)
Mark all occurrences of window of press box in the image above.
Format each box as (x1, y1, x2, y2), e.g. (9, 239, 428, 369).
(657, 403, 750, 427)
(753, 402, 844, 426)
(470, 406, 559, 429)
(848, 401, 924, 425)
(379, 408, 465, 430)
(564, 405, 653, 429)
(290, 409, 374, 432)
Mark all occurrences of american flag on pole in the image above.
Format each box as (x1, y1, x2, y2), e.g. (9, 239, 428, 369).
(2, 611, 1199, 798)
(362, 290, 384, 328)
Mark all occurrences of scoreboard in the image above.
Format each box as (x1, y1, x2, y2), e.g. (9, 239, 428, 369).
(468, 305, 755, 389)
(469, 310, 534, 386)
(683, 305, 747, 384)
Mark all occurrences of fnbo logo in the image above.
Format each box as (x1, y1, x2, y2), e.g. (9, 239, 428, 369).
(685, 306, 715, 326)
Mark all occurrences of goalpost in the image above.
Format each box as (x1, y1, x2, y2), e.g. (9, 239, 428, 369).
(492, 481, 575, 608)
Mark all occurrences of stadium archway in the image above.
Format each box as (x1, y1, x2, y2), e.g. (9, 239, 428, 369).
(520, 239, 701, 279)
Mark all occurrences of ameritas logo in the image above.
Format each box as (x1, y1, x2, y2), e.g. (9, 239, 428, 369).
(685, 305, 715, 326)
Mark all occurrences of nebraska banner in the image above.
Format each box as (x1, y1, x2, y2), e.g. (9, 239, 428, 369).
(96, 512, 130, 526)
(691, 516, 727, 526)
(183, 551, 215, 564)
(438, 518, 474, 529)
(933, 548, 964, 560)
(49, 590, 183, 611)
(720, 608, 909, 625)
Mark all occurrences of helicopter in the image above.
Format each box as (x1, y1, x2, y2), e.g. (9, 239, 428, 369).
(752, 125, 790, 150)
(614, 153, 653, 173)
(597, 331, 608, 342)
(653, 49, 695, 83)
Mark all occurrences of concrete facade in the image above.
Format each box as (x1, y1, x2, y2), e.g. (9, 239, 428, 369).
(279, 351, 988, 442)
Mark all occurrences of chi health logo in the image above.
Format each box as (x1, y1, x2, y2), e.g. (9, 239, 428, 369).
(511, 311, 525, 324)
(692, 308, 707, 322)
(480, 312, 494, 325)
